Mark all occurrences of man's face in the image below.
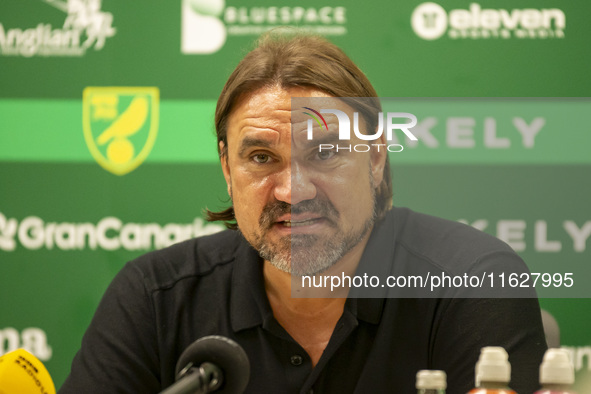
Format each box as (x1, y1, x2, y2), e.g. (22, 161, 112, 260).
(221, 86, 386, 276)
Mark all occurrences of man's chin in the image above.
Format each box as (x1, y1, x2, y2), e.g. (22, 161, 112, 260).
(260, 246, 336, 277)
(257, 232, 362, 276)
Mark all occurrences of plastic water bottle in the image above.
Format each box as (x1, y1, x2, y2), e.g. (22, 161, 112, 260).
(534, 348, 577, 394)
(468, 347, 516, 394)
(416, 370, 446, 394)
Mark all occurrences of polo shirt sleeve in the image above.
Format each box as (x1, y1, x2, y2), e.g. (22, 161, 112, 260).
(58, 261, 161, 393)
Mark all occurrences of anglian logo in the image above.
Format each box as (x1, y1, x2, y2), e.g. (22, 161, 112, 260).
(83, 87, 159, 176)
(0, 0, 116, 57)
(411, 2, 565, 40)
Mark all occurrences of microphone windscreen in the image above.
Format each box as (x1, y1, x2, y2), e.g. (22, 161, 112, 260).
(175, 336, 250, 394)
(0, 348, 56, 394)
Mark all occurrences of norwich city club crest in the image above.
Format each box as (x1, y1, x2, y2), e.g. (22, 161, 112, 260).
(83, 87, 159, 175)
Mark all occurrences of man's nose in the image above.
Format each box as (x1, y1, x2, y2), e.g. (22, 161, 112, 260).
(273, 162, 316, 205)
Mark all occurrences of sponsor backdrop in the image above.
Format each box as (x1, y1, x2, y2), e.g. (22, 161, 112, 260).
(1, 0, 589, 390)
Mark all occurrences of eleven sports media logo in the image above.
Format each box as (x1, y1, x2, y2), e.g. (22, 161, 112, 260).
(411, 2, 566, 40)
(302, 107, 418, 153)
(83, 87, 159, 176)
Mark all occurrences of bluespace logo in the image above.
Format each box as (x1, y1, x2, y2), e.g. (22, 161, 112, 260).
(181, 0, 348, 54)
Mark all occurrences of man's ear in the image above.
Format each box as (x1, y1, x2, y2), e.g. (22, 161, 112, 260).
(370, 133, 387, 187)
(219, 141, 232, 197)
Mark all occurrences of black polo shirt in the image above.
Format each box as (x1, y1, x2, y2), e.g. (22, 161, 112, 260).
(59, 207, 547, 394)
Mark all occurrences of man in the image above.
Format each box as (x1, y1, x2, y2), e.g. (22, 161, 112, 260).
(60, 34, 547, 393)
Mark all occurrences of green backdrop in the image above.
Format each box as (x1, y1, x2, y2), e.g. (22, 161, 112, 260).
(1, 0, 589, 390)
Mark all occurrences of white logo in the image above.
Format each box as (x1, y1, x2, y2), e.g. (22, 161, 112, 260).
(181, 0, 226, 54)
(302, 108, 417, 154)
(411, 2, 565, 40)
(0, 0, 116, 57)
(411, 2, 447, 40)
(458, 218, 591, 253)
(305, 109, 417, 141)
(0, 212, 224, 252)
(0, 328, 52, 361)
(562, 346, 591, 372)
(181, 0, 348, 55)
(0, 213, 18, 251)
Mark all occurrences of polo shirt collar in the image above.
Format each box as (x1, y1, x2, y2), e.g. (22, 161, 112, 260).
(348, 297, 384, 325)
(346, 210, 397, 325)
(230, 210, 396, 332)
(230, 234, 271, 332)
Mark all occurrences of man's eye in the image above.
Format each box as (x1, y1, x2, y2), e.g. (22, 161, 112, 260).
(253, 154, 271, 163)
(316, 150, 335, 161)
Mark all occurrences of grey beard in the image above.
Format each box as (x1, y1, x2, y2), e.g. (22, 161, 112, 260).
(237, 166, 378, 276)
(258, 213, 376, 276)
(255, 182, 378, 276)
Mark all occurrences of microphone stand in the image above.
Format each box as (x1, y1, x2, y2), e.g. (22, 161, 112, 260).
(160, 362, 222, 394)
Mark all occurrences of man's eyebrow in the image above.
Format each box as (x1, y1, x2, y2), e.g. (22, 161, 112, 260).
(297, 133, 340, 149)
(238, 137, 274, 156)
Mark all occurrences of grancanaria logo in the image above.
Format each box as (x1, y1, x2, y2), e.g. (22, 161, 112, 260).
(83, 87, 159, 175)
(302, 107, 328, 131)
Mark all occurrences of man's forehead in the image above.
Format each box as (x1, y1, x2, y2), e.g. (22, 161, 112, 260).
(228, 109, 290, 148)
(229, 86, 339, 122)
(225, 86, 363, 150)
(227, 88, 291, 138)
(234, 86, 352, 126)
(291, 96, 352, 124)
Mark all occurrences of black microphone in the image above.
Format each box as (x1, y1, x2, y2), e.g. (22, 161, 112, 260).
(160, 336, 250, 394)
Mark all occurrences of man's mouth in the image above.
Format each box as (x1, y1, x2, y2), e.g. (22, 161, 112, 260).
(280, 218, 322, 227)
(260, 199, 339, 232)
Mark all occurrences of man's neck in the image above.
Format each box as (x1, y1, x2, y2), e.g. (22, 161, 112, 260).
(263, 227, 372, 306)
(262, 229, 372, 366)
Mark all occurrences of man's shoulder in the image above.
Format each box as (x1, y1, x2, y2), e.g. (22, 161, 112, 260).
(390, 207, 520, 274)
(124, 229, 244, 291)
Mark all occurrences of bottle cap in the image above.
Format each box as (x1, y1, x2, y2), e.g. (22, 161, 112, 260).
(416, 370, 447, 389)
(475, 347, 511, 385)
(540, 348, 575, 385)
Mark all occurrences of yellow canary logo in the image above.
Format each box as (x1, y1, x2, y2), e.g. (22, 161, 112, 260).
(83, 87, 159, 175)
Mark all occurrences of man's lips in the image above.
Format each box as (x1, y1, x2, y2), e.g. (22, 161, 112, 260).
(280, 218, 323, 227)
(259, 199, 339, 232)
(274, 214, 326, 228)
